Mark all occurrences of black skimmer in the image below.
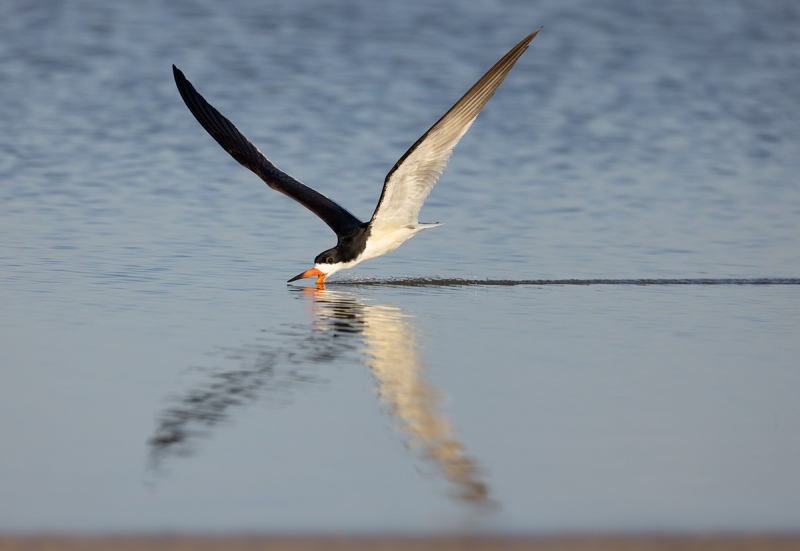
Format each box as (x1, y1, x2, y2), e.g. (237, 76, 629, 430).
(173, 28, 540, 287)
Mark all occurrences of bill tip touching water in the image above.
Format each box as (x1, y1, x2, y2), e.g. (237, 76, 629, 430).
(173, 27, 541, 288)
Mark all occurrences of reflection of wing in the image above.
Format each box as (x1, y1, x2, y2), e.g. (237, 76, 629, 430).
(147, 322, 360, 471)
(148, 287, 490, 505)
(360, 303, 489, 504)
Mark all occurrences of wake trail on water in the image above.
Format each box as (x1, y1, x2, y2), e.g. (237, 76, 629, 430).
(333, 277, 800, 287)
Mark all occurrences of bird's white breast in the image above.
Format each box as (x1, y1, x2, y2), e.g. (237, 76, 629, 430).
(360, 225, 424, 262)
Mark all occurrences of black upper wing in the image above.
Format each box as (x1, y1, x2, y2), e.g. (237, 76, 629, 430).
(173, 65, 363, 236)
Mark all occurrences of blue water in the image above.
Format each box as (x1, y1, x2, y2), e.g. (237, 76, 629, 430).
(1, 0, 799, 534)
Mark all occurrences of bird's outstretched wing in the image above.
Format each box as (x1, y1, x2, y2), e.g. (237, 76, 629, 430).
(369, 28, 540, 232)
(173, 65, 364, 236)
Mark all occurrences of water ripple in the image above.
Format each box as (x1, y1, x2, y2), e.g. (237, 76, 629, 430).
(336, 277, 800, 287)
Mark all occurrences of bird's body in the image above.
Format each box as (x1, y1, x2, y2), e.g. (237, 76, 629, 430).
(173, 27, 540, 287)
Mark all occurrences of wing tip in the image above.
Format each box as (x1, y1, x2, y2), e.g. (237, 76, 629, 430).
(521, 26, 543, 50)
(172, 64, 185, 84)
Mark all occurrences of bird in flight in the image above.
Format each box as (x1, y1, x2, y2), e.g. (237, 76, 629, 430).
(173, 27, 540, 288)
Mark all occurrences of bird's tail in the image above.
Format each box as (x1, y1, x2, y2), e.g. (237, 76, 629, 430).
(416, 222, 443, 231)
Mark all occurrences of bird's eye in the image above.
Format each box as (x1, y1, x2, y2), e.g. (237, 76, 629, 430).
(326, 257, 334, 264)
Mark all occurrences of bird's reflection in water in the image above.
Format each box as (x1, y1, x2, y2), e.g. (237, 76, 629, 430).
(148, 288, 491, 506)
(354, 298, 489, 504)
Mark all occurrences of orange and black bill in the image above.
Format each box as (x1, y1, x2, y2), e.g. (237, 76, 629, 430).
(288, 267, 326, 287)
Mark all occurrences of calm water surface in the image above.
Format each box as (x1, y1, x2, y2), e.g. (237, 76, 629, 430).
(1, 0, 799, 534)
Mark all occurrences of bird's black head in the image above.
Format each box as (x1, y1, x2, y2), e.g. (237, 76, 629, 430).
(287, 225, 371, 285)
(314, 247, 342, 266)
(315, 224, 371, 266)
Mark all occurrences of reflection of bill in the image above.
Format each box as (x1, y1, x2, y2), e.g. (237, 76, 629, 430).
(148, 287, 491, 506)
